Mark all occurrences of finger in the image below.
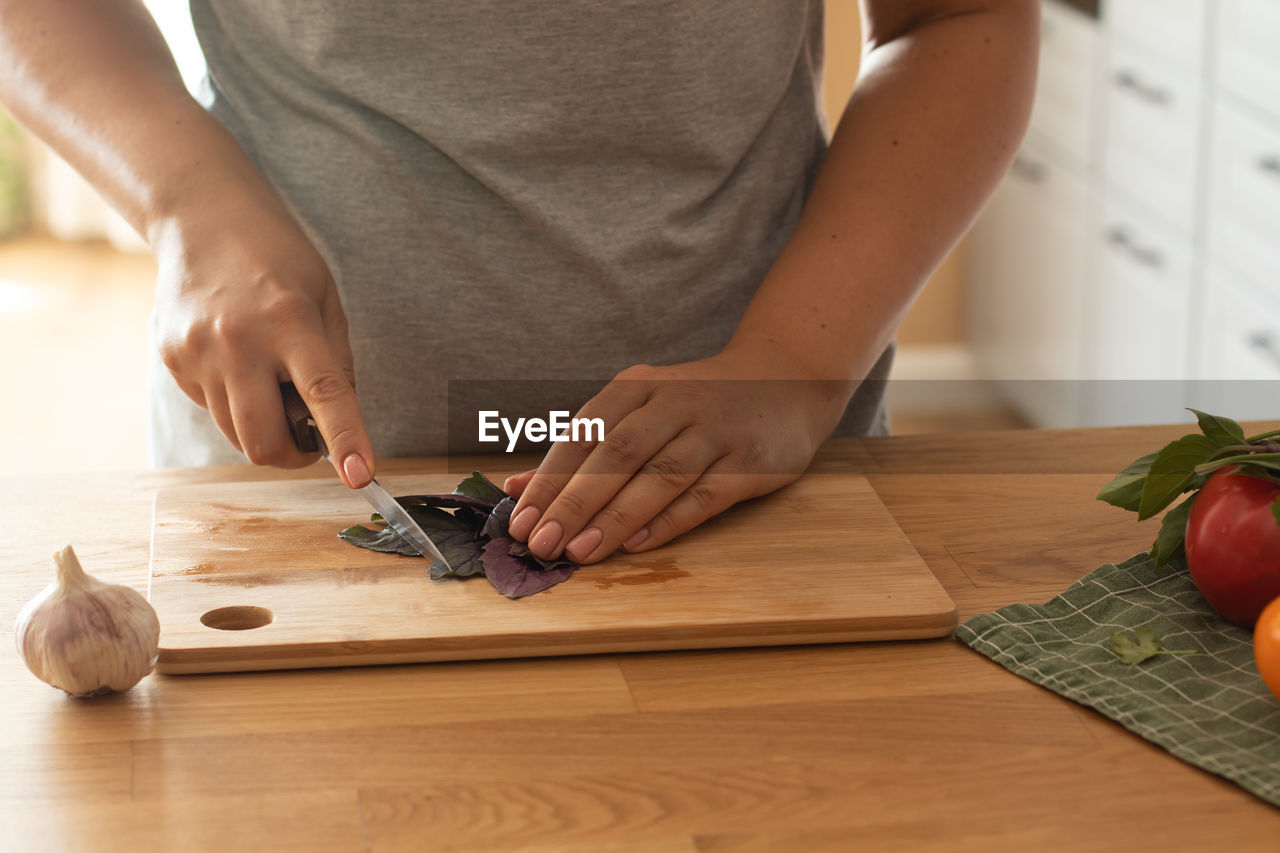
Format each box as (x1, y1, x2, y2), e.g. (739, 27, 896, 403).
(507, 380, 652, 542)
(502, 469, 538, 498)
(320, 288, 358, 391)
(169, 371, 208, 410)
(226, 373, 318, 468)
(621, 464, 769, 554)
(525, 408, 687, 561)
(563, 429, 726, 564)
(201, 383, 242, 453)
(284, 336, 374, 489)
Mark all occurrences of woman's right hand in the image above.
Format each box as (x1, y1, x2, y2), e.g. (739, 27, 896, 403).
(150, 186, 376, 488)
(0, 0, 373, 488)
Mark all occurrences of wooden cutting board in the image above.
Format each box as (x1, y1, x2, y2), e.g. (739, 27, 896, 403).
(148, 472, 956, 674)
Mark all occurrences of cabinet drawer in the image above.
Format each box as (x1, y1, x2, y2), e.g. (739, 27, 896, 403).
(1029, 1, 1099, 166)
(1105, 0, 1209, 75)
(1092, 197, 1194, 379)
(1197, 266, 1280, 421)
(1216, 0, 1280, 117)
(1086, 197, 1195, 426)
(1103, 44, 1204, 234)
(1207, 101, 1280, 287)
(969, 135, 1095, 427)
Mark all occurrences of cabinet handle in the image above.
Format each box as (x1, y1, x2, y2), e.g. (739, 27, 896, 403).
(1010, 155, 1047, 183)
(1248, 331, 1280, 369)
(1113, 69, 1171, 107)
(1105, 226, 1165, 269)
(1259, 155, 1280, 179)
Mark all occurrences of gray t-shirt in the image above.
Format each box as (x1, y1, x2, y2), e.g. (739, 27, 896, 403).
(150, 0, 892, 466)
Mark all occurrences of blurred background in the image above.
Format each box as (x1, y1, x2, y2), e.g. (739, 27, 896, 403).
(1, 0, 1277, 475)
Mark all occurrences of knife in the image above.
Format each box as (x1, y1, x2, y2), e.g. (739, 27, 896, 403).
(279, 382, 453, 573)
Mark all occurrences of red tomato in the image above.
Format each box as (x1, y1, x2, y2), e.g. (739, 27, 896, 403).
(1256, 597, 1280, 702)
(1184, 466, 1280, 628)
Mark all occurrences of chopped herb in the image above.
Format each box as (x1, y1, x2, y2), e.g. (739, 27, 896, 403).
(339, 471, 579, 599)
(1108, 628, 1196, 665)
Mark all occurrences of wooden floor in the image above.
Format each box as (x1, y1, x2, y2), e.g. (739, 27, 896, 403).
(0, 235, 1025, 476)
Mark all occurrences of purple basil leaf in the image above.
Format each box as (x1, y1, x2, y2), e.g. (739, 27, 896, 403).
(405, 505, 487, 578)
(508, 539, 577, 574)
(397, 493, 500, 516)
(482, 496, 517, 540)
(342, 503, 486, 578)
(480, 536, 576, 599)
(340, 472, 578, 598)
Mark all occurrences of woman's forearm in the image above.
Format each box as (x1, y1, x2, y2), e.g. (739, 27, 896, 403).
(727, 0, 1039, 385)
(1, 0, 377, 484)
(0, 0, 279, 240)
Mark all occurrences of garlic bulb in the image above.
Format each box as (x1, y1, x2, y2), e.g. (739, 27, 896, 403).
(14, 545, 160, 697)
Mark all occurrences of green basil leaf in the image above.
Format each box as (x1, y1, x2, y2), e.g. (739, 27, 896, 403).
(1151, 494, 1195, 570)
(452, 470, 508, 506)
(1188, 408, 1246, 446)
(1138, 434, 1220, 520)
(1096, 450, 1159, 511)
(1272, 495, 1280, 529)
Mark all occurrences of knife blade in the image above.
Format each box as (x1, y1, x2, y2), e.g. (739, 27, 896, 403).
(279, 381, 454, 572)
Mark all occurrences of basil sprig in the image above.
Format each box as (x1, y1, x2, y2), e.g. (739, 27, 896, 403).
(1097, 410, 1280, 569)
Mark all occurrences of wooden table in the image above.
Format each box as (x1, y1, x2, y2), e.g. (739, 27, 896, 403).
(2, 425, 1278, 851)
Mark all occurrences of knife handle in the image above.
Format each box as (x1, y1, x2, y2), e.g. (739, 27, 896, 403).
(280, 382, 324, 455)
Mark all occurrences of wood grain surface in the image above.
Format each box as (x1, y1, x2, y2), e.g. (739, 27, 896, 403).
(2, 427, 1277, 851)
(148, 473, 955, 673)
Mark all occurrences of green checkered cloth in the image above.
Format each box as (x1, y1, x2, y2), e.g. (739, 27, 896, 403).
(957, 553, 1280, 808)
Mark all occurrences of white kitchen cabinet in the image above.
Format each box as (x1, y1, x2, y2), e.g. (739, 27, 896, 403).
(969, 1, 1099, 427)
(970, 0, 1280, 429)
(1196, 264, 1280, 422)
(1103, 43, 1205, 234)
(1030, 1, 1101, 166)
(1106, 0, 1208, 75)
(970, 138, 1094, 426)
(1085, 195, 1195, 425)
(1207, 101, 1280, 292)
(1216, 0, 1280, 117)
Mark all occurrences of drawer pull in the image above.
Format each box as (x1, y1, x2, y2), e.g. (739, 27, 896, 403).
(1010, 155, 1047, 183)
(1113, 69, 1171, 106)
(1259, 155, 1280, 178)
(1248, 331, 1280, 369)
(1105, 226, 1164, 269)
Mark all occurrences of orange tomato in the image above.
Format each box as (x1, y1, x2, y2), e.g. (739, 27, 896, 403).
(1256, 596, 1280, 702)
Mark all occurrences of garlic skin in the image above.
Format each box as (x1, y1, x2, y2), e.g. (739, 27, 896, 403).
(14, 545, 160, 698)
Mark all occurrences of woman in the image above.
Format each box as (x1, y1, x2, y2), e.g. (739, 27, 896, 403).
(0, 0, 1037, 564)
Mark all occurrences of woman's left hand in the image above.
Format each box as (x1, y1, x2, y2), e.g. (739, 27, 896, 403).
(501, 347, 852, 564)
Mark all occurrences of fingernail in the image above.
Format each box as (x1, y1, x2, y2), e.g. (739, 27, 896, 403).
(565, 527, 603, 562)
(342, 453, 372, 488)
(529, 520, 563, 558)
(623, 527, 650, 551)
(508, 505, 540, 541)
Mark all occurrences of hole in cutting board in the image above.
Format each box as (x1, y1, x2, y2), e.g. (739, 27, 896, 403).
(200, 605, 274, 631)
